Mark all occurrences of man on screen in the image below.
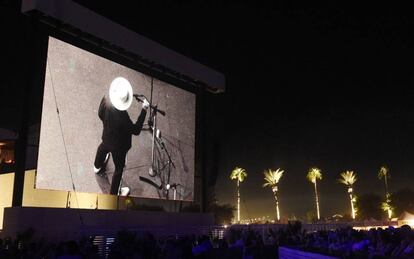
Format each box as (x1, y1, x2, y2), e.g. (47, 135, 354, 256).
(93, 77, 149, 195)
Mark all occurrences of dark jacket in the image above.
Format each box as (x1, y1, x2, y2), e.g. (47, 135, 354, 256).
(98, 96, 147, 151)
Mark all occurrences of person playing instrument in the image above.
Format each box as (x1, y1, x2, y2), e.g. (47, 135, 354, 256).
(93, 77, 149, 195)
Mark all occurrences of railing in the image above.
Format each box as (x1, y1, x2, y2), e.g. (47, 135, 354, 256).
(89, 225, 227, 258)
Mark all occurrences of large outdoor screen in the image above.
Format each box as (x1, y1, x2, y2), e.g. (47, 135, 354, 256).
(36, 37, 195, 201)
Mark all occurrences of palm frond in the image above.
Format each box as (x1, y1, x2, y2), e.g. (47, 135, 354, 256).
(230, 167, 247, 182)
(378, 166, 390, 180)
(262, 182, 272, 188)
(339, 170, 357, 186)
(381, 201, 393, 212)
(307, 167, 322, 183)
(263, 168, 284, 187)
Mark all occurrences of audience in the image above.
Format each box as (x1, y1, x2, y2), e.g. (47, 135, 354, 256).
(1, 223, 414, 258)
(285, 224, 414, 259)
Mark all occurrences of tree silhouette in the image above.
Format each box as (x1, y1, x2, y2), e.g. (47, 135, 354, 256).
(356, 193, 382, 220)
(391, 188, 414, 217)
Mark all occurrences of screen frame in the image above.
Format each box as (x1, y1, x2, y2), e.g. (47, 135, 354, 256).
(33, 29, 204, 205)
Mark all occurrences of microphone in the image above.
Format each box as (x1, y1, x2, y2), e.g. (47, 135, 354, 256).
(133, 94, 166, 116)
(133, 94, 145, 102)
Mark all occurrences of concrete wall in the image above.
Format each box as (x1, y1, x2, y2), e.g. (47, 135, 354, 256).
(1, 170, 212, 239)
(1, 170, 121, 230)
(23, 170, 118, 210)
(0, 173, 14, 229)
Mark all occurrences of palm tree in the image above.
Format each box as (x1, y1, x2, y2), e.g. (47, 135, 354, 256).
(381, 201, 393, 220)
(339, 170, 357, 220)
(230, 167, 247, 223)
(378, 166, 392, 219)
(307, 167, 322, 220)
(263, 168, 284, 221)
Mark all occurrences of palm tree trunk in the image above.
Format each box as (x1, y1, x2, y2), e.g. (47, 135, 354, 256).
(384, 176, 389, 195)
(314, 181, 320, 220)
(273, 187, 280, 221)
(349, 192, 355, 220)
(276, 200, 280, 221)
(237, 179, 240, 223)
(384, 177, 392, 219)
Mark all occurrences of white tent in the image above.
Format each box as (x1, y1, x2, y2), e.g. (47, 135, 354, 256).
(398, 211, 414, 227)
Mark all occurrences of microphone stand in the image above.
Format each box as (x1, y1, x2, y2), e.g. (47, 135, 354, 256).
(170, 183, 180, 201)
(149, 107, 157, 177)
(151, 127, 177, 200)
(133, 95, 165, 116)
(134, 94, 179, 200)
(155, 136, 175, 172)
(66, 191, 71, 208)
(133, 94, 165, 178)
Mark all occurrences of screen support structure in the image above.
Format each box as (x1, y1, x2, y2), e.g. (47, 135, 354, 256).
(13, 18, 46, 207)
(12, 60, 31, 206)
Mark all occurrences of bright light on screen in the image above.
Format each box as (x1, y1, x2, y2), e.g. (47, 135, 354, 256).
(37, 37, 195, 200)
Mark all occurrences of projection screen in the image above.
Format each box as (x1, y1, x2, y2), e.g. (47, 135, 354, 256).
(36, 37, 195, 201)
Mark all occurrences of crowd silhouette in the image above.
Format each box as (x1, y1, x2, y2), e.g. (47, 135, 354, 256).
(2, 223, 414, 258)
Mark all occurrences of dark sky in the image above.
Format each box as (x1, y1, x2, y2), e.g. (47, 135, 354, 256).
(73, 1, 414, 219)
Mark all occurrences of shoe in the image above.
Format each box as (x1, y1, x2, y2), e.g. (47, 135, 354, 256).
(94, 153, 110, 174)
(120, 187, 130, 196)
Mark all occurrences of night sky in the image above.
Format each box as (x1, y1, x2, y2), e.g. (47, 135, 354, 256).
(61, 2, 414, 219)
